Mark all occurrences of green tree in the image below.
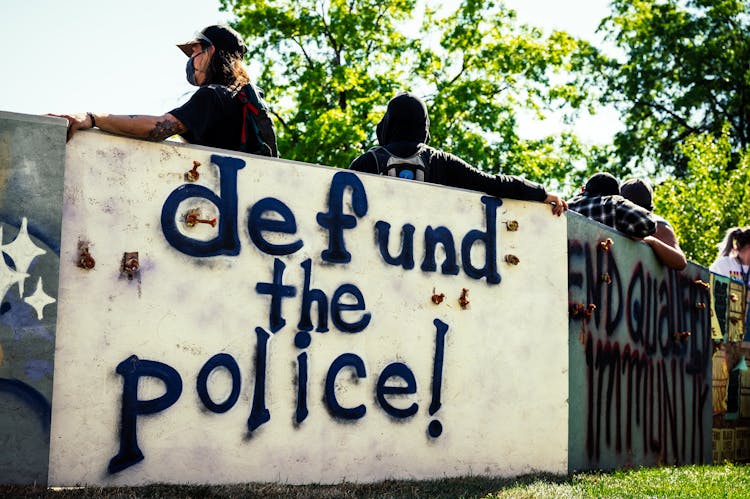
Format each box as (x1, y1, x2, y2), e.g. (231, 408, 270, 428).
(223, 0, 414, 168)
(410, 1, 593, 186)
(654, 126, 750, 267)
(220, 0, 595, 188)
(597, 0, 750, 176)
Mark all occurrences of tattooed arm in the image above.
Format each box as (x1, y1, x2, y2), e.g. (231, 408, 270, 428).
(49, 112, 186, 142)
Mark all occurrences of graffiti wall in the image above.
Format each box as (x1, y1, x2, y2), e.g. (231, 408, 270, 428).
(46, 129, 569, 486)
(710, 269, 750, 463)
(567, 212, 713, 471)
(0, 112, 66, 484)
(1, 111, 716, 486)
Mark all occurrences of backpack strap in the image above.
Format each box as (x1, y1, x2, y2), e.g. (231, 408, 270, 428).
(235, 83, 278, 157)
(369, 144, 429, 180)
(235, 83, 267, 112)
(368, 146, 391, 175)
(236, 84, 260, 144)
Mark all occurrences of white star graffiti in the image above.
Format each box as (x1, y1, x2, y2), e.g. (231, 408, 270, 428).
(24, 276, 56, 320)
(0, 226, 30, 301)
(0, 217, 45, 296)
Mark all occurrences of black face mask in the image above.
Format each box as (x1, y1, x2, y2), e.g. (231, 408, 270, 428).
(185, 56, 199, 86)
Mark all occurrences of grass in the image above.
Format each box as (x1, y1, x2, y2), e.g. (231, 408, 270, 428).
(1, 463, 748, 498)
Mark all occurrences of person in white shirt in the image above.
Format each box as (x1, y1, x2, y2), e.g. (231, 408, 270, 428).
(710, 226, 750, 286)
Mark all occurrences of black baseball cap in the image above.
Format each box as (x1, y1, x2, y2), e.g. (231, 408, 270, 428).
(620, 178, 654, 211)
(177, 25, 247, 57)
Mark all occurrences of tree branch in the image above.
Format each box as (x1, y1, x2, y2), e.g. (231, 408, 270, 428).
(269, 108, 298, 141)
(290, 35, 316, 69)
(365, 4, 390, 58)
(441, 56, 469, 90)
(634, 99, 697, 132)
(318, 0, 340, 55)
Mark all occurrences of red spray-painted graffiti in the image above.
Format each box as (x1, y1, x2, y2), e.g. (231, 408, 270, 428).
(569, 238, 711, 466)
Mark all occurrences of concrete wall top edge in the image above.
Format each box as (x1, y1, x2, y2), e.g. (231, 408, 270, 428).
(0, 110, 622, 206)
(0, 110, 67, 127)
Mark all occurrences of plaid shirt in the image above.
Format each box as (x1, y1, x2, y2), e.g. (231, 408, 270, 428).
(568, 194, 656, 238)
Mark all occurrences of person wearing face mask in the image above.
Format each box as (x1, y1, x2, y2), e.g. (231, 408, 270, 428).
(52, 25, 253, 152)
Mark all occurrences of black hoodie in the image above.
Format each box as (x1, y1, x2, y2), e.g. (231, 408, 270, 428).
(349, 92, 547, 202)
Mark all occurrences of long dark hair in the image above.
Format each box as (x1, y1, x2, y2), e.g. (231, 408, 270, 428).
(717, 226, 750, 257)
(205, 49, 250, 91)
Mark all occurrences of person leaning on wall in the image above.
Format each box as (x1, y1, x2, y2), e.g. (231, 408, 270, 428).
(710, 227, 750, 286)
(620, 178, 687, 271)
(51, 25, 256, 153)
(567, 172, 656, 239)
(348, 92, 568, 216)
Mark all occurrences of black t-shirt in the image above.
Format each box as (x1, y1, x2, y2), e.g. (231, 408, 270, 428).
(348, 142, 547, 202)
(169, 84, 243, 151)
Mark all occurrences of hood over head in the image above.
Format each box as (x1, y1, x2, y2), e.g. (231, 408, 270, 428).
(376, 92, 431, 146)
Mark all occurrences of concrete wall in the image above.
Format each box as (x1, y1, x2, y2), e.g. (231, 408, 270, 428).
(0, 110, 716, 486)
(0, 112, 66, 484)
(47, 130, 569, 486)
(567, 212, 713, 471)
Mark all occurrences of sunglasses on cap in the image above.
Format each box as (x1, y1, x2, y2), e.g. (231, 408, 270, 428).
(194, 32, 214, 47)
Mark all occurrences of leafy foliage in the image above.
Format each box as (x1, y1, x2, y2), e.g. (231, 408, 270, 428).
(222, 0, 414, 168)
(655, 125, 750, 266)
(218, 0, 750, 264)
(598, 0, 750, 176)
(220, 0, 595, 188)
(413, 1, 593, 186)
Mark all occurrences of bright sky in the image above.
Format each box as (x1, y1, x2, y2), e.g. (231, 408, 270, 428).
(0, 0, 620, 144)
(0, 1, 232, 116)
